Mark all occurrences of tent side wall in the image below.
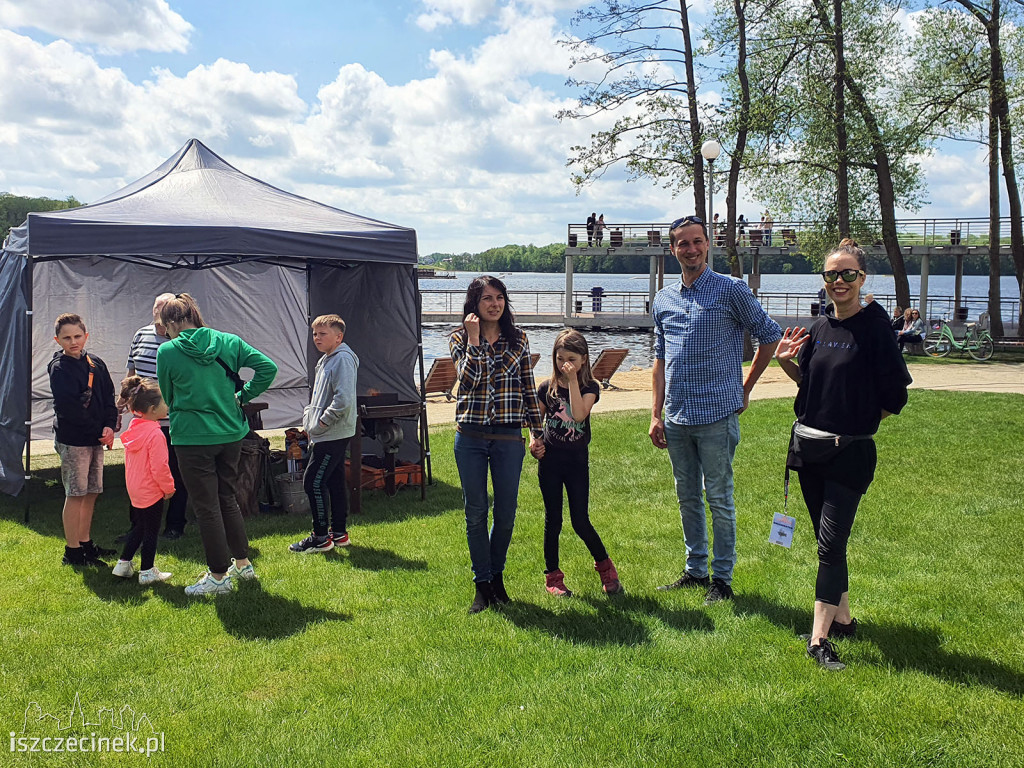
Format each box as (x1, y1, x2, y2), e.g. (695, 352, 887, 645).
(29, 258, 311, 435)
(309, 262, 422, 462)
(0, 250, 29, 496)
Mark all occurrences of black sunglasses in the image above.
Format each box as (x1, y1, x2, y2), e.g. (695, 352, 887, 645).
(821, 269, 865, 284)
(670, 215, 705, 230)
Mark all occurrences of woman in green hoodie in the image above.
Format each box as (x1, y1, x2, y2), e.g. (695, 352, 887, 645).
(157, 294, 278, 596)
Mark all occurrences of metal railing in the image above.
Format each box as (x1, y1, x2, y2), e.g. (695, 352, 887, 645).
(566, 218, 1022, 248)
(421, 288, 1020, 326)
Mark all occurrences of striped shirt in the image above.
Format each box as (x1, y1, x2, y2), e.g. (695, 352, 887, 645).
(126, 324, 170, 426)
(126, 324, 169, 379)
(449, 327, 544, 430)
(653, 269, 782, 426)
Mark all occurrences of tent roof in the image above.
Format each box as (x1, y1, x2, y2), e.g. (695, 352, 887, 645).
(6, 139, 416, 264)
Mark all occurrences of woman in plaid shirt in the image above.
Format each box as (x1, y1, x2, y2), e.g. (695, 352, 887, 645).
(449, 276, 545, 614)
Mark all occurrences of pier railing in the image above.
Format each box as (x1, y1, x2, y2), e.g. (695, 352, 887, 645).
(567, 217, 1021, 249)
(421, 288, 1021, 327)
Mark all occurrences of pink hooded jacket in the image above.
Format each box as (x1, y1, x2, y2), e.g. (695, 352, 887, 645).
(120, 417, 175, 508)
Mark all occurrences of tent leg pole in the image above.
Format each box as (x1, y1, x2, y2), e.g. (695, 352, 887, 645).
(24, 253, 34, 523)
(412, 266, 432, 489)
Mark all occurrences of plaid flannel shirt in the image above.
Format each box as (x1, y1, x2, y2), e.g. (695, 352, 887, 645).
(449, 327, 544, 430)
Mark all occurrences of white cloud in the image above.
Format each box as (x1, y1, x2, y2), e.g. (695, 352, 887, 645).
(0, 0, 192, 53)
(416, 0, 499, 30)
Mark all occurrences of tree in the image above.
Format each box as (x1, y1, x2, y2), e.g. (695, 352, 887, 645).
(559, 1, 711, 216)
(952, 0, 1024, 336)
(731, 0, 926, 304)
(1, 193, 82, 242)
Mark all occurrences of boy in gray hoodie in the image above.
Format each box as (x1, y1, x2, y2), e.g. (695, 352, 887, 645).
(290, 314, 359, 553)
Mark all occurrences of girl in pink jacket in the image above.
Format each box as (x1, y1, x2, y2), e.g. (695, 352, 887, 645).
(112, 377, 175, 585)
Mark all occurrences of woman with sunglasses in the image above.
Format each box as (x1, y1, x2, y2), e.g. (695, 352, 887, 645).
(774, 239, 911, 671)
(896, 308, 925, 352)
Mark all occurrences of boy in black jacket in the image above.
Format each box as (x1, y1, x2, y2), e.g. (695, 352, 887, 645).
(48, 313, 118, 566)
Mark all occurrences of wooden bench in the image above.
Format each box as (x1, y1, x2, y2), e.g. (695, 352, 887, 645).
(590, 348, 630, 390)
(422, 353, 541, 401)
(781, 228, 797, 246)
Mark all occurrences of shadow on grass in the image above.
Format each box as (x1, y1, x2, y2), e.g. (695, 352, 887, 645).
(736, 592, 1024, 697)
(328, 544, 428, 572)
(78, 566, 153, 606)
(150, 580, 350, 641)
(498, 592, 713, 647)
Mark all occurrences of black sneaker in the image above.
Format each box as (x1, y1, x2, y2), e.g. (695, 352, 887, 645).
(658, 572, 711, 591)
(704, 579, 734, 605)
(807, 638, 846, 671)
(161, 529, 184, 541)
(62, 547, 107, 568)
(81, 540, 117, 559)
(828, 618, 858, 639)
(288, 533, 334, 554)
(490, 573, 510, 605)
(62, 547, 86, 566)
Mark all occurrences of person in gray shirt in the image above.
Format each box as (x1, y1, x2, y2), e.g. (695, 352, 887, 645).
(290, 314, 359, 554)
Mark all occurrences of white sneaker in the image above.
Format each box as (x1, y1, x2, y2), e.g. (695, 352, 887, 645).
(138, 567, 172, 585)
(112, 560, 136, 578)
(228, 559, 257, 581)
(184, 572, 234, 596)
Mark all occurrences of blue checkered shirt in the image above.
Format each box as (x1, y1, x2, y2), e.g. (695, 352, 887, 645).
(653, 269, 782, 426)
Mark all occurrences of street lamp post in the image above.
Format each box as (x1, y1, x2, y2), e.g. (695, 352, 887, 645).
(701, 139, 721, 272)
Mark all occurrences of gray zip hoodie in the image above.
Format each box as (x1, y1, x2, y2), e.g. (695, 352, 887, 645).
(302, 343, 358, 444)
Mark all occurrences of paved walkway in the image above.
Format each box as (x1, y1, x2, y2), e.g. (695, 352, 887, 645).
(423, 361, 1024, 425)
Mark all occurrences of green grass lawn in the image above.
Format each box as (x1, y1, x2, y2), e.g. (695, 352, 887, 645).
(2, 391, 1023, 767)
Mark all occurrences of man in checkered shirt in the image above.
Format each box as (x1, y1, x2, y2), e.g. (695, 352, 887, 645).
(650, 216, 782, 605)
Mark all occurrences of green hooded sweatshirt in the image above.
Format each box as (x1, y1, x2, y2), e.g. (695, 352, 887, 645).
(157, 327, 278, 446)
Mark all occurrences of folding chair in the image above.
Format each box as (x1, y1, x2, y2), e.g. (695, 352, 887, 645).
(590, 348, 629, 390)
(422, 357, 459, 401)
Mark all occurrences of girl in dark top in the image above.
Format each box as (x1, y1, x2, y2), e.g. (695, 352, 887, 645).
(530, 330, 621, 596)
(775, 239, 911, 671)
(449, 276, 545, 613)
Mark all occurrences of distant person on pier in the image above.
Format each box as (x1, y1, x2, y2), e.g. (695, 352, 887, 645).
(595, 214, 606, 246)
(896, 308, 925, 352)
(650, 215, 782, 606)
(738, 214, 747, 246)
(586, 213, 596, 246)
(763, 210, 774, 246)
(450, 276, 544, 614)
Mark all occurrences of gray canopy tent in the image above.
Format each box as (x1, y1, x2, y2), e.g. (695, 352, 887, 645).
(0, 138, 429, 505)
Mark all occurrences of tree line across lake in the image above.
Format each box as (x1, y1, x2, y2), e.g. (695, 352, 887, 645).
(423, 243, 1017, 276)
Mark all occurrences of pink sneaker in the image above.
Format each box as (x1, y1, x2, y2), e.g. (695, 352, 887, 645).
(544, 569, 572, 597)
(595, 558, 622, 594)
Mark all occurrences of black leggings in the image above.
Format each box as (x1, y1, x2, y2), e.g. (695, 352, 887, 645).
(120, 500, 163, 571)
(797, 469, 863, 606)
(303, 437, 351, 536)
(538, 449, 608, 572)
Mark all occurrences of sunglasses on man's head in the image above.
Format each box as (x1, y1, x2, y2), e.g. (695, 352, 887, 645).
(821, 269, 865, 283)
(670, 215, 705, 230)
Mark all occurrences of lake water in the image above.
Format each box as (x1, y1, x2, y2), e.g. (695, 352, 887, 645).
(420, 271, 1020, 375)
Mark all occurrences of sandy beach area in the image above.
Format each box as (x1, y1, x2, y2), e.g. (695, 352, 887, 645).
(424, 360, 1024, 425)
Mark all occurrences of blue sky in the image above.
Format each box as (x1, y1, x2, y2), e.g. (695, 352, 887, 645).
(0, 0, 1002, 254)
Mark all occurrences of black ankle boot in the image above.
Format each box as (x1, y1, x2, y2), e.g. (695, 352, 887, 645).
(469, 581, 492, 614)
(490, 572, 510, 605)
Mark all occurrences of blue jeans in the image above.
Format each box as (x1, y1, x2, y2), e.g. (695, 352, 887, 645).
(664, 414, 740, 584)
(454, 425, 526, 583)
